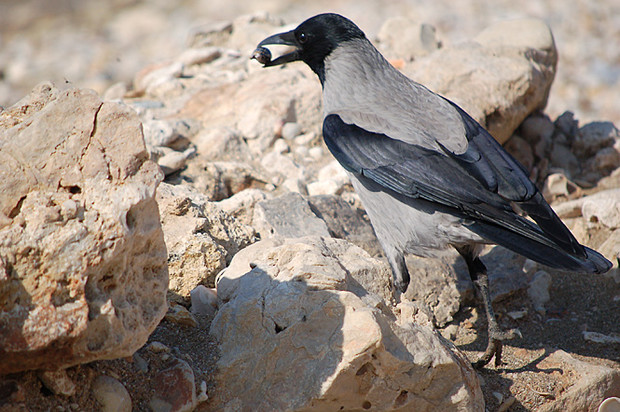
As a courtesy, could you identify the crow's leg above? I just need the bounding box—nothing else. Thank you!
[385,248,410,303]
[457,247,518,368]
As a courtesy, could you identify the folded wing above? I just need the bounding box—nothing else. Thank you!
[322,111,611,274]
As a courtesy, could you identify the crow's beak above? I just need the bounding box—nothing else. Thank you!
[254,30,301,67]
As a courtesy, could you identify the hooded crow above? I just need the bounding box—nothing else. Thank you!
[253,13,611,368]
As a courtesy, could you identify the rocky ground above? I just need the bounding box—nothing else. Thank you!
[1,1,619,411]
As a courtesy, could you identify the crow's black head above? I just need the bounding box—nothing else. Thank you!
[254,13,366,82]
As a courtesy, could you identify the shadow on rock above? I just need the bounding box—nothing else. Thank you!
[206,236,483,411]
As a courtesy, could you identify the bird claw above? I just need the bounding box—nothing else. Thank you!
[495,328,522,340]
[473,328,521,369]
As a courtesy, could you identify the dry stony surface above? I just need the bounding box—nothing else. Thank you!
[1,1,619,412]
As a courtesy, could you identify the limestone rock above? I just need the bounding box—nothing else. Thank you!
[528,270,552,314]
[376,17,441,61]
[552,189,620,231]
[538,350,620,412]
[0,83,168,374]
[307,160,351,197]
[308,194,382,256]
[404,253,470,327]
[281,122,302,140]
[92,375,132,412]
[178,67,321,155]
[190,285,218,317]
[404,246,526,327]
[581,189,620,229]
[211,237,483,411]
[157,182,257,298]
[597,229,620,264]
[38,369,76,397]
[252,192,330,239]
[150,358,197,412]
[216,188,268,227]
[261,151,307,186]
[405,18,557,144]
[156,146,196,176]
[182,160,268,201]
[192,127,253,163]
[542,173,581,203]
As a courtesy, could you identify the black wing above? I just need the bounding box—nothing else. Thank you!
[323,112,610,273]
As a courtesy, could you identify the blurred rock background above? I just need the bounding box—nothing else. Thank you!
[1,0,619,125]
[1,1,619,411]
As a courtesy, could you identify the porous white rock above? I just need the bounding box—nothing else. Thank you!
[0,83,168,374]
[211,237,483,411]
[405,18,557,144]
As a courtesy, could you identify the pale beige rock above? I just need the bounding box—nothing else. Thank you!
[552,189,620,228]
[552,197,587,220]
[190,285,218,317]
[38,370,76,397]
[597,229,620,263]
[581,189,620,229]
[192,127,252,163]
[538,350,620,412]
[260,151,307,186]
[150,358,197,412]
[543,173,581,203]
[307,160,351,197]
[403,253,469,327]
[211,237,483,411]
[216,188,268,227]
[178,67,321,154]
[92,375,132,412]
[165,303,198,328]
[182,160,268,201]
[405,19,557,144]
[157,182,256,298]
[252,192,330,239]
[0,83,168,374]
[376,17,441,61]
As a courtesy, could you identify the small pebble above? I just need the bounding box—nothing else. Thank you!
[147,341,170,353]
[197,381,209,403]
[251,47,272,65]
[583,331,620,344]
[281,122,302,140]
[294,132,316,146]
[507,309,528,320]
[273,138,290,154]
[92,375,132,412]
[133,352,149,373]
[38,370,76,397]
[528,270,552,314]
[61,199,78,219]
[190,285,218,317]
[497,396,516,412]
[165,303,198,327]
[598,397,620,412]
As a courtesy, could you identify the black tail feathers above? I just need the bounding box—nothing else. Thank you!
[469,220,612,274]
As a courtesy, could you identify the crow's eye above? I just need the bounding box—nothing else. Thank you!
[298,32,308,44]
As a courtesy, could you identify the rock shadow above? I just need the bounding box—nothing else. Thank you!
[208,266,347,411]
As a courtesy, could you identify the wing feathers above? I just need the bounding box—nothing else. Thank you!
[322,113,610,273]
